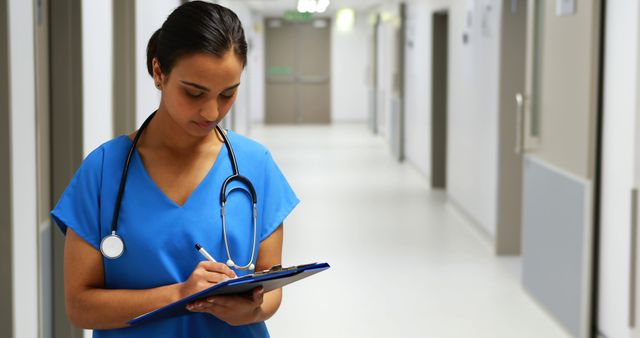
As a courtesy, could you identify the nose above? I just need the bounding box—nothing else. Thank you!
[199,100,219,122]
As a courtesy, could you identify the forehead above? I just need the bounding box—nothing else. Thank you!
[170,52,243,87]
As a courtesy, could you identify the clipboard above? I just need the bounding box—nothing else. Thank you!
[128,262,330,326]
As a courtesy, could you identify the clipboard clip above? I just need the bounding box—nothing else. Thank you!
[254,263,318,276]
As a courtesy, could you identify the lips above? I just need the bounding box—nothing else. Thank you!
[195,121,215,129]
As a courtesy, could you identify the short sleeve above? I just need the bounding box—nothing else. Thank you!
[50,147,104,250]
[260,150,300,241]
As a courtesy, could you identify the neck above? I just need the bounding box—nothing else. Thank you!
[141,106,220,152]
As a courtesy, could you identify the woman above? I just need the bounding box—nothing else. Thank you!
[50,2,299,337]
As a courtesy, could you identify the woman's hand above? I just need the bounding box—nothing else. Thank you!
[186,287,265,326]
[179,261,237,299]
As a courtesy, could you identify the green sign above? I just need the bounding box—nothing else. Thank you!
[268,66,293,75]
[284,10,314,22]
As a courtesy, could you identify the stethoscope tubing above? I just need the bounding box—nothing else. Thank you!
[105,111,258,270]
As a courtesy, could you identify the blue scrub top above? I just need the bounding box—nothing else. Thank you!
[51,131,299,338]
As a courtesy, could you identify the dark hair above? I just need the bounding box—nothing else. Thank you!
[146,1,248,77]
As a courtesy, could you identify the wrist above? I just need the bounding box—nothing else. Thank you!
[173,283,186,302]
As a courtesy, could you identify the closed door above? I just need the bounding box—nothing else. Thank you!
[265,19,331,124]
[519,1,602,338]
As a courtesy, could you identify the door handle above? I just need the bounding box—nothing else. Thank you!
[515,93,525,155]
[631,188,638,328]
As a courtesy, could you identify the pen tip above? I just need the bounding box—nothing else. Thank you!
[195,243,202,250]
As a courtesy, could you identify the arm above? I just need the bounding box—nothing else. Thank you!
[64,228,235,329]
[188,224,284,325]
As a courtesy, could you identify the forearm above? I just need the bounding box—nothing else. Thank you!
[68,282,182,330]
[257,288,282,322]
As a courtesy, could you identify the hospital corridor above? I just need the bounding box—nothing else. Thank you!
[2,0,640,338]
[254,124,571,337]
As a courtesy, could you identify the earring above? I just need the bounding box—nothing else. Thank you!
[156,83,161,89]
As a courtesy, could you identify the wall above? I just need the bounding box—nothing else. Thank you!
[598,0,640,337]
[7,0,39,337]
[218,0,260,135]
[82,0,114,155]
[331,10,369,122]
[404,0,502,236]
[135,0,180,126]
[249,12,266,124]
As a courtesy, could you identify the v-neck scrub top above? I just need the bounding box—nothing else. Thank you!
[51,131,299,338]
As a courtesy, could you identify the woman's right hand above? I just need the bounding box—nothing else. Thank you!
[179,261,237,299]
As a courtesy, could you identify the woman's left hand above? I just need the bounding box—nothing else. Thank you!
[186,287,265,326]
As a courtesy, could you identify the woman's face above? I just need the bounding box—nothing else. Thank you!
[153,51,244,138]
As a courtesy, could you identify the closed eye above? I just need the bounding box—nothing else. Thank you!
[220,90,236,99]
[186,89,204,98]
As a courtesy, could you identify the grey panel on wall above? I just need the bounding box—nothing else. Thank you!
[522,156,592,338]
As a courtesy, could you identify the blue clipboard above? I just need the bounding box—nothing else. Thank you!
[128,262,330,326]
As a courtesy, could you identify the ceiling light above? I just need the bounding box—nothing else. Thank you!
[297,0,330,14]
[336,8,355,32]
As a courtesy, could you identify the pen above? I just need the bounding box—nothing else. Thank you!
[194,243,216,262]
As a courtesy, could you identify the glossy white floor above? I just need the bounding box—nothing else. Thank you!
[250,123,571,338]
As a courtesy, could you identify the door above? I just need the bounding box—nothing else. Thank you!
[495,0,526,255]
[50,0,84,337]
[374,5,404,160]
[431,10,448,189]
[519,1,602,338]
[265,18,331,124]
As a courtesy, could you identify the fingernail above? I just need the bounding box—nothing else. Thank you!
[208,298,215,303]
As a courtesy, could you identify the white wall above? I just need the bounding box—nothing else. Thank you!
[331,10,369,122]
[218,1,261,135]
[404,0,501,236]
[248,12,266,125]
[7,0,39,337]
[82,0,114,156]
[598,1,640,337]
[135,0,180,126]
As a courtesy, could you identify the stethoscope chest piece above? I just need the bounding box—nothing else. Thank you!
[101,232,125,259]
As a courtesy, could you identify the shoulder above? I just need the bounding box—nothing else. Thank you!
[76,135,131,175]
[226,130,270,158]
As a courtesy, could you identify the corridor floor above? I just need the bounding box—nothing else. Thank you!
[250,123,571,338]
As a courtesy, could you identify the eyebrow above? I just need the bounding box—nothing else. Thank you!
[180,81,241,92]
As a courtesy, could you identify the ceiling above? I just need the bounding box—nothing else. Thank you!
[238,0,382,16]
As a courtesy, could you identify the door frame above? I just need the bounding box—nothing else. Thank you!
[0,0,13,335]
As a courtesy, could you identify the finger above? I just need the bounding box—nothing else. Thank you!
[201,271,232,284]
[208,295,251,309]
[252,288,264,305]
[199,261,237,278]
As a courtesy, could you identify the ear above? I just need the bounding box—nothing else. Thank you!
[152,58,165,87]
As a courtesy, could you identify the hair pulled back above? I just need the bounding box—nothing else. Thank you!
[146,1,248,77]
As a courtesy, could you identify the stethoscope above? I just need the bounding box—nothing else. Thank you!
[100,111,257,271]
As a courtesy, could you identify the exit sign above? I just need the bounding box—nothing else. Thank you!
[284,10,314,22]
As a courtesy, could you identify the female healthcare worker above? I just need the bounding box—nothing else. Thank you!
[50,2,299,337]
